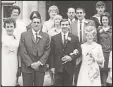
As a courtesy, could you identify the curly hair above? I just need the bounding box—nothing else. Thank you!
[10,5,21,15]
[3,17,16,28]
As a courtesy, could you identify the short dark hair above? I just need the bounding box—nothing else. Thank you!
[3,17,16,28]
[30,11,41,20]
[100,12,111,26]
[32,16,42,22]
[10,5,21,15]
[60,19,70,25]
[76,7,85,13]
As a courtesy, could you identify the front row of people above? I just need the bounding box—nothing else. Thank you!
[2,17,112,86]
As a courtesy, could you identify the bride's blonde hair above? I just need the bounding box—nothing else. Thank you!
[85,26,97,38]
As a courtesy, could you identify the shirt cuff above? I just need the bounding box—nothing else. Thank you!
[38,61,43,66]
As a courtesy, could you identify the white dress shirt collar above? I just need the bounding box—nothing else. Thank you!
[68,18,76,24]
[68,18,76,22]
[78,18,85,23]
[61,31,69,38]
[32,29,40,36]
[32,29,41,40]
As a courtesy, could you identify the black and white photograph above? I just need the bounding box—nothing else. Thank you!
[1,0,112,86]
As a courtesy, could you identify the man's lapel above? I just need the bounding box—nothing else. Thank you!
[74,20,78,35]
[65,33,72,47]
[58,33,64,48]
[30,30,37,44]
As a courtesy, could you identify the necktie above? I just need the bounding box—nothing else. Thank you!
[64,34,66,46]
[80,21,82,43]
[35,32,39,43]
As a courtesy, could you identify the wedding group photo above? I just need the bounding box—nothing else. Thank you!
[1,0,112,86]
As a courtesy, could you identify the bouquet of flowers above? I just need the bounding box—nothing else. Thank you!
[86,52,99,81]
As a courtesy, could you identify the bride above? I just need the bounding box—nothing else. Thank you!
[2,18,19,86]
[77,26,105,86]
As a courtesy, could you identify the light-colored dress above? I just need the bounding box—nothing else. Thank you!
[2,29,19,86]
[77,42,104,86]
[42,19,54,33]
[48,28,61,37]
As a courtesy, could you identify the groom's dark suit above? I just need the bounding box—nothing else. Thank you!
[19,30,50,86]
[50,33,81,86]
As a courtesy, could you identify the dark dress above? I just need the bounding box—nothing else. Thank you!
[98,26,112,86]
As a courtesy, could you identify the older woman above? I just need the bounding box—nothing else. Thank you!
[2,18,19,86]
[42,5,59,33]
[98,13,112,86]
[48,14,62,37]
[77,26,104,86]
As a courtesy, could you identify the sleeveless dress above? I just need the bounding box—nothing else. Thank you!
[2,29,19,86]
[77,42,104,86]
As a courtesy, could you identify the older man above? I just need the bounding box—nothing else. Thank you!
[19,16,50,86]
[67,7,76,24]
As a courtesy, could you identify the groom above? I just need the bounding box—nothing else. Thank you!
[19,16,50,86]
[49,19,81,86]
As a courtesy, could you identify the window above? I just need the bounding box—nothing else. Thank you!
[2,1,16,21]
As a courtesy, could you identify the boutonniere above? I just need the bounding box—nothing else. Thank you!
[37,35,42,39]
[99,29,104,33]
[84,20,88,24]
[67,37,71,41]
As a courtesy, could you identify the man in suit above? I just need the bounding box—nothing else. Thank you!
[70,7,95,86]
[50,19,81,86]
[19,16,51,86]
[67,7,76,24]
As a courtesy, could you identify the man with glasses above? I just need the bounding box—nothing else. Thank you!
[70,7,95,86]
[19,16,51,86]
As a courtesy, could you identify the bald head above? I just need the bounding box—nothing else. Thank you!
[67,7,76,20]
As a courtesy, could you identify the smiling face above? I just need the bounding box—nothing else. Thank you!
[102,16,109,26]
[11,9,19,20]
[61,20,70,34]
[31,17,42,32]
[54,18,62,25]
[5,23,15,36]
[76,9,86,21]
[96,6,105,15]
[49,10,57,19]
[86,33,94,42]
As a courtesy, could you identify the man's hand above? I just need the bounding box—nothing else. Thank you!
[70,49,79,55]
[50,68,55,74]
[62,55,72,64]
[16,67,21,78]
[31,61,41,69]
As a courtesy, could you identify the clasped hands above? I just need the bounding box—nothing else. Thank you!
[31,61,41,70]
[62,55,72,64]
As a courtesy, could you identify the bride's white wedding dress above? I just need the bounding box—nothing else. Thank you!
[2,29,19,86]
[77,42,104,86]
